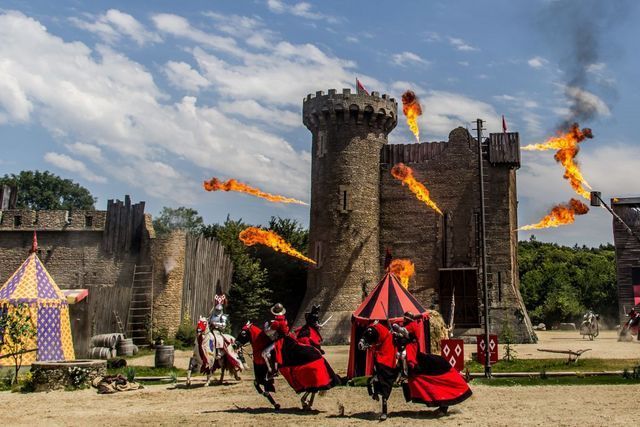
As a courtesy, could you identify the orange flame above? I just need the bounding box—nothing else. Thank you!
[239,226,316,265]
[517,198,589,230]
[402,90,422,143]
[391,163,443,215]
[389,259,415,289]
[203,177,308,205]
[522,123,593,200]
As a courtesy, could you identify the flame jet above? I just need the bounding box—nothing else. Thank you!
[203,177,308,205]
[391,163,443,215]
[401,90,423,143]
[239,226,316,265]
[518,198,589,230]
[389,259,415,289]
[522,123,593,200]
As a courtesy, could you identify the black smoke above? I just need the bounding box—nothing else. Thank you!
[537,0,633,129]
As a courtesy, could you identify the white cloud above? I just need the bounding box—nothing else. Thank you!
[528,56,548,69]
[44,152,107,183]
[70,9,160,46]
[164,61,209,92]
[65,142,103,162]
[493,94,542,135]
[392,51,429,67]
[266,0,338,23]
[448,37,478,52]
[220,100,299,128]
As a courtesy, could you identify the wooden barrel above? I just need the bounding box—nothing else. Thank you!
[117,338,135,356]
[89,347,112,360]
[154,345,174,368]
[91,333,123,349]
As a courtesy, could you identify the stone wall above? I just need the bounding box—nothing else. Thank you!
[151,230,187,337]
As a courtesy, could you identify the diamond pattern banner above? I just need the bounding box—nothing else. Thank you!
[476,334,499,365]
[441,339,465,371]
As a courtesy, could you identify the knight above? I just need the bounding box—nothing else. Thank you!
[207,302,243,380]
[262,303,289,377]
[294,304,324,352]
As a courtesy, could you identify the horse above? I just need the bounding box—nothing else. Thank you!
[358,321,472,421]
[235,321,280,410]
[186,317,243,387]
[579,310,600,340]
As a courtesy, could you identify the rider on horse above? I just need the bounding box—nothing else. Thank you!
[262,303,289,377]
[207,303,243,380]
[294,305,324,352]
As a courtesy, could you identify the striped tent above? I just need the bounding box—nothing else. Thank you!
[0,240,75,366]
[347,272,430,378]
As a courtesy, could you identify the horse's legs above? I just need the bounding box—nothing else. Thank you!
[205,372,211,387]
[255,380,280,410]
[380,397,388,421]
[307,392,316,409]
[301,391,309,409]
[219,358,226,385]
[186,368,192,387]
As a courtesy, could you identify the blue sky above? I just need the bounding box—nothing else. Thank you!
[0,0,637,246]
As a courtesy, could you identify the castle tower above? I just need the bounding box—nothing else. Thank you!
[299,89,397,343]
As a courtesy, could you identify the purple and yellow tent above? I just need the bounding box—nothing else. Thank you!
[0,239,75,365]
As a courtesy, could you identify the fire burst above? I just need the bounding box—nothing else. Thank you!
[389,259,415,289]
[203,177,308,205]
[522,123,593,200]
[401,90,422,143]
[391,163,443,215]
[518,198,589,230]
[239,226,316,265]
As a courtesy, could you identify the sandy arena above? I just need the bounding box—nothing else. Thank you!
[2,331,639,426]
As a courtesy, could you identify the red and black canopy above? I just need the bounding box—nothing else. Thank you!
[353,272,426,322]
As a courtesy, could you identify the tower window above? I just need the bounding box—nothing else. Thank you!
[85,215,93,227]
[317,131,327,157]
[338,185,352,212]
[13,216,22,227]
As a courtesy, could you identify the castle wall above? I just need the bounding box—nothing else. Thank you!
[379,128,535,342]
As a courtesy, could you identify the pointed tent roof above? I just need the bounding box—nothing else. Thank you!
[353,272,426,321]
[0,253,67,304]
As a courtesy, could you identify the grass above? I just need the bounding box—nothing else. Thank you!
[465,358,640,373]
[472,376,640,387]
[107,365,188,378]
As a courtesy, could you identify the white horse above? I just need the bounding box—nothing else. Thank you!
[186,317,244,387]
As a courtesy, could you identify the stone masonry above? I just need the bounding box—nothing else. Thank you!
[298,88,536,344]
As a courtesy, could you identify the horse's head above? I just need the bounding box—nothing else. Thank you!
[196,316,208,334]
[235,321,253,346]
[358,324,381,351]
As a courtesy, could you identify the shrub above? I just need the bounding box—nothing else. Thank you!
[175,315,196,349]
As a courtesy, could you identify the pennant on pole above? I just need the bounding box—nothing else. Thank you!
[502,115,508,133]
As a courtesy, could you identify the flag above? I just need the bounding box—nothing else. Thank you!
[356,78,369,95]
[502,115,508,133]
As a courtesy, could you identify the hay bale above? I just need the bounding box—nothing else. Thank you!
[427,310,447,354]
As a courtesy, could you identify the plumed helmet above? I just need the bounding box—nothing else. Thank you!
[270,303,286,316]
[214,304,224,314]
[305,304,320,326]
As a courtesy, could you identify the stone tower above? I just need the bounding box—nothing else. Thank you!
[299,89,397,343]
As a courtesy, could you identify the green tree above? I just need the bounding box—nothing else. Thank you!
[519,237,617,326]
[250,217,309,321]
[201,217,271,331]
[0,170,96,210]
[153,207,204,237]
[0,304,37,385]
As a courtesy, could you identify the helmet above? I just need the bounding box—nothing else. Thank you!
[214,304,224,315]
[305,305,320,326]
[271,303,286,316]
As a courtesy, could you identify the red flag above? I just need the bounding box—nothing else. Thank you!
[356,78,369,95]
[30,230,38,253]
[502,115,508,133]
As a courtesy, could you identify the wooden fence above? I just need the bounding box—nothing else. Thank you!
[181,234,233,324]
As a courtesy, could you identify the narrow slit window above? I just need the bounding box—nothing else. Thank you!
[13,216,22,227]
[338,185,351,212]
[317,131,327,157]
[85,216,93,227]
[315,241,323,268]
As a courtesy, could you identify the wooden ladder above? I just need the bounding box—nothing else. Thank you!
[113,310,125,335]
[127,264,154,347]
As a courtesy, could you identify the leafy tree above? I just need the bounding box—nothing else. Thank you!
[201,217,271,332]
[153,207,204,237]
[250,217,309,322]
[519,237,617,326]
[0,304,37,385]
[0,170,95,210]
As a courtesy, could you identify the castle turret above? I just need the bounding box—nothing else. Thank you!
[298,89,397,343]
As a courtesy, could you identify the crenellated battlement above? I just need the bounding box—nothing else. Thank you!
[0,209,106,231]
[303,88,398,133]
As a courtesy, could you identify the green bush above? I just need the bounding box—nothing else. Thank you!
[175,315,196,349]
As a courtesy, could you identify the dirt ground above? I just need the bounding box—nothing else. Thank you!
[3,331,639,426]
[131,330,640,373]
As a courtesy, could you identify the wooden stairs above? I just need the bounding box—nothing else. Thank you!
[127,264,154,347]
